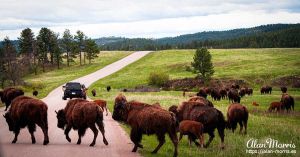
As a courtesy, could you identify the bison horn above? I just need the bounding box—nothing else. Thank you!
[55,110,58,114]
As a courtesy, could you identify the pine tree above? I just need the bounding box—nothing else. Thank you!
[74,30,86,65]
[191,48,214,81]
[62,29,73,66]
[84,39,99,64]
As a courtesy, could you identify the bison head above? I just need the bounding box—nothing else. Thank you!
[55,110,67,129]
[112,94,128,121]
[3,112,14,131]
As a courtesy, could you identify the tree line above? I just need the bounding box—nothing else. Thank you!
[0,28,100,87]
[99,25,300,50]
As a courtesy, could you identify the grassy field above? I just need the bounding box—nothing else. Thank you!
[88,48,300,157]
[21,51,132,98]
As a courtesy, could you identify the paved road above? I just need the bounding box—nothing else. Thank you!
[0,51,152,157]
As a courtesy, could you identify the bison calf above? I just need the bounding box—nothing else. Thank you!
[56,99,108,146]
[91,89,97,97]
[227,103,248,134]
[268,102,283,112]
[94,99,108,116]
[3,96,49,145]
[179,120,204,148]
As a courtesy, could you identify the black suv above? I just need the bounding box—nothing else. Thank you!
[62,82,86,100]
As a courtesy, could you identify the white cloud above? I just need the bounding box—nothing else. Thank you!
[0,0,300,39]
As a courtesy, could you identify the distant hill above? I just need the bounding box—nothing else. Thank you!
[98,24,300,50]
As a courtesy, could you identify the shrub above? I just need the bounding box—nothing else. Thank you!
[148,72,169,87]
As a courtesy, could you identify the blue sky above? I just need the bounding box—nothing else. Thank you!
[0,0,300,39]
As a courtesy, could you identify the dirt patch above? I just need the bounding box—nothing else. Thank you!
[162,77,249,90]
[271,75,300,87]
[122,85,160,92]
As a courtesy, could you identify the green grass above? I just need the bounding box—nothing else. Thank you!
[22,51,132,98]
[88,48,300,157]
[89,48,300,89]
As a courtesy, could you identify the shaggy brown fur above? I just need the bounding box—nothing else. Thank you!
[4,96,49,145]
[261,86,272,94]
[91,89,97,97]
[179,120,204,148]
[187,97,214,107]
[56,99,108,146]
[246,88,253,96]
[94,99,108,116]
[211,88,221,101]
[152,102,162,108]
[204,87,211,95]
[1,87,24,111]
[268,102,283,112]
[169,102,226,149]
[239,88,246,97]
[227,103,248,134]
[113,98,178,157]
[281,93,294,112]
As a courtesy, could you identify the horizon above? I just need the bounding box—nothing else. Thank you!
[1,0,300,40]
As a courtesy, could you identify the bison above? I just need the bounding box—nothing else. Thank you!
[94,99,108,116]
[211,88,221,101]
[246,88,253,96]
[219,88,227,99]
[169,101,226,149]
[32,90,38,96]
[239,88,246,97]
[228,89,240,103]
[91,89,97,97]
[196,89,207,99]
[268,102,283,112]
[280,86,287,93]
[107,86,111,92]
[56,99,108,146]
[226,103,248,134]
[179,120,204,148]
[112,94,178,157]
[261,86,272,94]
[1,87,24,111]
[3,96,49,145]
[281,93,294,112]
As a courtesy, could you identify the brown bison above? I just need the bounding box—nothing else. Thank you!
[239,88,246,97]
[268,102,283,112]
[280,86,287,93]
[91,89,97,97]
[227,103,248,134]
[1,87,24,111]
[188,96,214,107]
[179,120,204,148]
[246,88,253,96]
[56,99,108,146]
[107,86,111,92]
[32,90,38,96]
[94,99,108,116]
[3,96,49,145]
[204,87,211,95]
[228,88,240,103]
[219,88,227,99]
[196,89,207,99]
[261,86,272,94]
[113,94,178,157]
[281,93,294,112]
[211,88,221,101]
[169,101,226,149]
[231,84,240,90]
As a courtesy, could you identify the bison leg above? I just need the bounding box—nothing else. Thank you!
[152,133,166,154]
[198,134,204,148]
[217,126,225,149]
[28,123,36,144]
[204,131,214,148]
[89,124,98,147]
[77,128,85,145]
[96,120,108,145]
[12,129,20,144]
[179,133,183,141]
[130,128,143,152]
[64,125,72,142]
[243,120,248,135]
[168,130,178,157]
[238,122,243,134]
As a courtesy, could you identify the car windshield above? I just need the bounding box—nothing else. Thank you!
[66,83,82,90]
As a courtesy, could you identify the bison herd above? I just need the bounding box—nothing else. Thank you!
[0,85,297,157]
